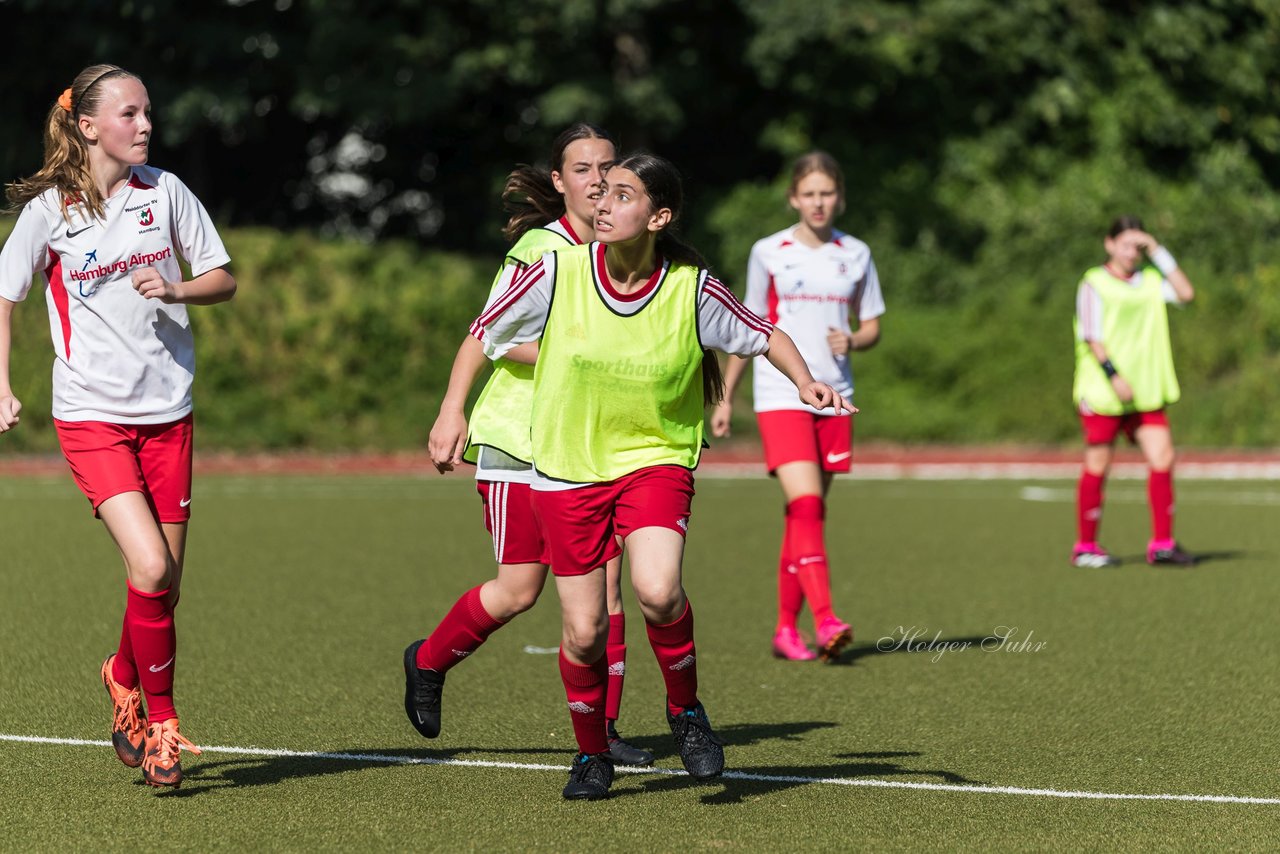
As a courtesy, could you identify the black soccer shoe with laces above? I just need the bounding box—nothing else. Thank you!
[666,701,725,781]
[403,640,445,739]
[562,752,614,800]
[605,722,654,766]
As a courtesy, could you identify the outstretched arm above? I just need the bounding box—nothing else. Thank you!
[764,328,856,414]
[428,335,490,473]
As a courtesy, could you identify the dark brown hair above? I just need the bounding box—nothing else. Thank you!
[1107,215,1145,238]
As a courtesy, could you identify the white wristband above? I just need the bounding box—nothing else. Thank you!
[1150,245,1177,276]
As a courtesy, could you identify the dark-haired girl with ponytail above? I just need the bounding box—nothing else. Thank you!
[471,152,853,800]
[0,64,236,788]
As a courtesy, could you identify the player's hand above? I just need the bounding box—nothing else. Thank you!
[710,400,732,438]
[428,408,468,473]
[1110,374,1134,404]
[799,382,857,415]
[827,327,851,357]
[0,393,21,432]
[1134,231,1159,255]
[131,267,179,302]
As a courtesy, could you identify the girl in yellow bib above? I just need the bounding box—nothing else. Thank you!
[471,153,853,800]
[1072,215,1196,568]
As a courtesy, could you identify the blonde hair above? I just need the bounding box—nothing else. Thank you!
[5,64,139,222]
[788,150,846,215]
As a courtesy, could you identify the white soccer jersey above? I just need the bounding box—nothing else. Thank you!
[471,244,773,362]
[0,165,230,423]
[743,226,884,413]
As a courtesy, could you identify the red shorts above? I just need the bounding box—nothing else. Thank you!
[54,414,194,523]
[531,465,695,577]
[477,480,550,566]
[756,410,854,473]
[1079,409,1169,445]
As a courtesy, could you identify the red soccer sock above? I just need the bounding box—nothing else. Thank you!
[645,600,699,716]
[787,496,834,624]
[776,525,803,632]
[1077,470,1105,544]
[126,583,176,723]
[416,586,505,674]
[112,616,139,690]
[605,613,626,724]
[1149,469,1174,542]
[559,650,609,755]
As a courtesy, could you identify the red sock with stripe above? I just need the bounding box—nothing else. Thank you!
[559,650,609,755]
[416,585,504,673]
[1077,471,1105,545]
[1148,469,1174,542]
[605,613,626,724]
[645,600,699,716]
[787,496,834,624]
[126,583,176,723]
[776,523,803,632]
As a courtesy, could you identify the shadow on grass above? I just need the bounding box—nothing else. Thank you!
[635,749,985,805]
[157,744,576,797]
[1114,548,1249,567]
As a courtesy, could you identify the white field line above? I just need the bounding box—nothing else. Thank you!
[2,733,1277,806]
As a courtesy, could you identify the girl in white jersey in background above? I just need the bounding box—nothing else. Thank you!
[712,151,884,663]
[0,65,236,789]
[410,125,651,765]
[472,152,852,800]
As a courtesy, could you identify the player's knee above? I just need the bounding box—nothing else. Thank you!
[562,618,607,662]
[127,549,173,591]
[632,583,682,624]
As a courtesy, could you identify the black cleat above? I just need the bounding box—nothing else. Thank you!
[666,701,724,781]
[1148,543,1198,567]
[562,752,614,800]
[605,722,654,766]
[403,640,445,738]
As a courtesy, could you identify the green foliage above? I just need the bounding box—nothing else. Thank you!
[2,213,1277,451]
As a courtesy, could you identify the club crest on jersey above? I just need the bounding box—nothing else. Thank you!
[137,208,154,227]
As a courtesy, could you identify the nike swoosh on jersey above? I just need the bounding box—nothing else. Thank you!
[825,451,852,464]
[66,225,94,238]
[179,497,192,507]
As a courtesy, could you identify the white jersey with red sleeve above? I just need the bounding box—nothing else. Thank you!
[744,225,884,413]
[0,165,230,424]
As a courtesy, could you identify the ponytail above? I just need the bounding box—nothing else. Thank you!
[500,165,563,243]
[5,64,137,222]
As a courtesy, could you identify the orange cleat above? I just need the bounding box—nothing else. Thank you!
[100,655,147,768]
[816,617,854,663]
[141,718,202,788]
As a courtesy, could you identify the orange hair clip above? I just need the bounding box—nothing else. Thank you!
[57,88,73,112]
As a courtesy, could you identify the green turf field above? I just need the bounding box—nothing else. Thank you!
[1,473,1278,851]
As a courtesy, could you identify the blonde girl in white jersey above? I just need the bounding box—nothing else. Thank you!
[0,64,236,789]
[712,151,884,663]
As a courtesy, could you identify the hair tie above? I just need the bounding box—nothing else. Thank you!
[57,88,73,113]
